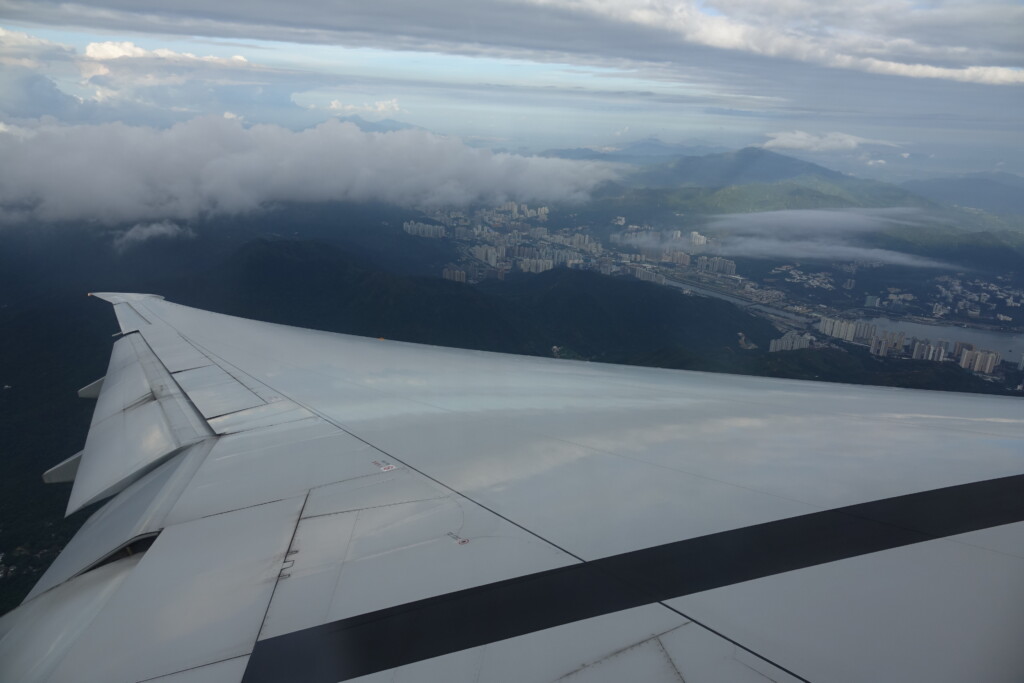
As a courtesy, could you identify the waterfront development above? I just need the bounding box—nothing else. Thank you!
[409,201,1022,382]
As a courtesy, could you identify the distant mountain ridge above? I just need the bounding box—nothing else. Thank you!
[627,147,848,188]
[902,172,1024,215]
[333,115,420,133]
[540,138,729,164]
[578,147,939,217]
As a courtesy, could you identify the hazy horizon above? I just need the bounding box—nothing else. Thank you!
[1,0,1021,224]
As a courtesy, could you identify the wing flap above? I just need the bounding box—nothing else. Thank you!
[43,451,81,484]
[89,335,152,424]
[29,441,214,601]
[66,295,326,515]
[76,377,104,399]
[173,364,265,418]
[46,497,303,683]
[0,556,144,683]
[207,400,314,434]
[67,333,212,515]
[162,419,377,524]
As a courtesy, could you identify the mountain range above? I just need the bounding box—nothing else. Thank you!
[902,172,1024,216]
[540,138,730,164]
[547,143,1023,218]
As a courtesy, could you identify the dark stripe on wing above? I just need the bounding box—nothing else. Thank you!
[244,472,1024,683]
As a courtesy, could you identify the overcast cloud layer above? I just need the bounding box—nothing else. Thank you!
[3,0,1021,83]
[0,117,618,224]
[0,0,1021,214]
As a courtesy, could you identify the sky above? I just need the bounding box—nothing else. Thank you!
[1,0,1022,226]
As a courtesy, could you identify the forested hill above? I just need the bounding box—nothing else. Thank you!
[164,238,779,359]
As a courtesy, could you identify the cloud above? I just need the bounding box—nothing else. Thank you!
[618,207,952,266]
[524,0,1024,84]
[2,1,1021,86]
[77,41,256,105]
[112,220,194,252]
[699,208,953,268]
[0,29,314,128]
[762,131,898,152]
[853,58,1024,85]
[84,41,149,60]
[1,13,1020,178]
[0,116,619,225]
[0,26,75,68]
[708,208,922,235]
[84,40,247,65]
[326,98,402,114]
[711,236,949,267]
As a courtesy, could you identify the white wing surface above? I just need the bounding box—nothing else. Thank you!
[1,293,1023,682]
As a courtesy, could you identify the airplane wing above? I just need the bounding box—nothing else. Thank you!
[1,293,1022,682]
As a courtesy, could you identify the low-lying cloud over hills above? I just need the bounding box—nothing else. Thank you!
[706,208,955,268]
[0,116,618,225]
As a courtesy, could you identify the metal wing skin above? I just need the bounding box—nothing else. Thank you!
[2,293,1023,683]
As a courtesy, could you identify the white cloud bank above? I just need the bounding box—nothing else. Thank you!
[714,236,948,267]
[0,117,618,224]
[703,208,954,268]
[84,40,247,64]
[0,26,74,68]
[112,220,194,252]
[528,0,1024,85]
[762,131,898,152]
[3,0,1021,87]
[327,98,402,114]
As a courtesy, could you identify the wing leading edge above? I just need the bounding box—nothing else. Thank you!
[1,293,1022,682]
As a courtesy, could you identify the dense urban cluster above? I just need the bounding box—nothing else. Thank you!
[811,317,1005,375]
[404,204,1020,379]
[414,203,607,282]
[929,275,1021,322]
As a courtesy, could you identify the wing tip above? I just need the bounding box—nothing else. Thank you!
[89,292,166,304]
